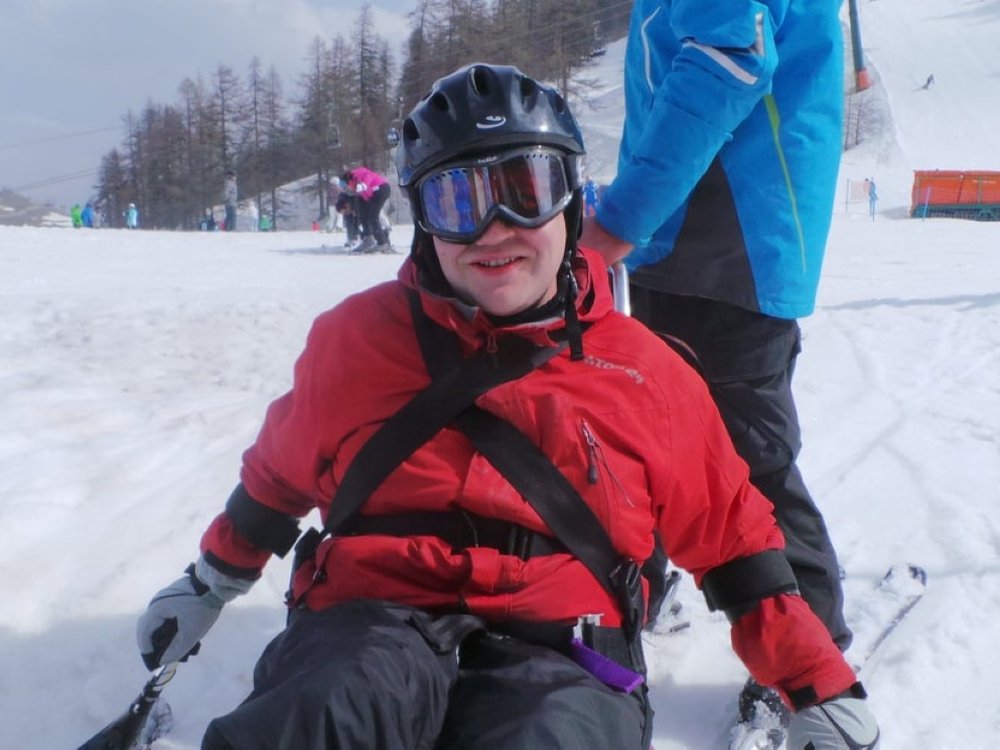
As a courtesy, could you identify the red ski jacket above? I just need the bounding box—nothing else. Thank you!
[200,247,855,705]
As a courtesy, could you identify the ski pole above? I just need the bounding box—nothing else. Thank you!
[77,661,178,750]
[610,262,631,316]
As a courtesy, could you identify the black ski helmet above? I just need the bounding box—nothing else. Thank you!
[397,63,585,192]
[398,63,589,360]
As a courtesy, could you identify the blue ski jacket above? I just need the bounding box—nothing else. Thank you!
[597,0,844,318]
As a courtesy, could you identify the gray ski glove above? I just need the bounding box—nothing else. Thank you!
[136,556,254,670]
[787,687,880,749]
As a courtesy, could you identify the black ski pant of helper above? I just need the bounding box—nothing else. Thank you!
[343,211,360,243]
[359,183,391,246]
[202,599,650,750]
[335,194,360,243]
[630,289,852,650]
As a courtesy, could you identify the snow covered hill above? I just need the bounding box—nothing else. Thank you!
[0,188,71,228]
[1,1,999,747]
[838,0,1000,213]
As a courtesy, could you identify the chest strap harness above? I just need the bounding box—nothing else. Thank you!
[288,289,648,688]
[341,509,569,560]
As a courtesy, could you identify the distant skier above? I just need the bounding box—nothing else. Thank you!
[81,202,95,228]
[325,176,343,232]
[343,165,391,252]
[245,201,259,232]
[70,203,83,228]
[335,190,360,249]
[199,208,216,231]
[223,170,238,231]
[583,176,599,217]
[922,73,934,90]
[124,203,139,229]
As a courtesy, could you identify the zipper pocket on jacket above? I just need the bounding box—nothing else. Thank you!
[580,419,635,509]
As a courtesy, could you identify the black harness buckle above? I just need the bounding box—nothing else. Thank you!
[610,559,645,636]
[609,558,648,676]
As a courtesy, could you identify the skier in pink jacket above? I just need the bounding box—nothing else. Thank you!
[344,166,392,252]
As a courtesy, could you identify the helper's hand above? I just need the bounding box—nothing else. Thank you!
[786,688,880,749]
[579,215,633,265]
[136,556,252,670]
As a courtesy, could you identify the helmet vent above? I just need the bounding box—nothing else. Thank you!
[402,118,420,143]
[519,77,537,102]
[469,65,493,96]
[429,92,450,113]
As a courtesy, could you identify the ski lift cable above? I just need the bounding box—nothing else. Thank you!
[12,167,101,192]
[0,125,120,151]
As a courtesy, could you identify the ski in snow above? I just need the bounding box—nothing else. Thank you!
[845,562,928,670]
[727,563,928,750]
[320,243,401,255]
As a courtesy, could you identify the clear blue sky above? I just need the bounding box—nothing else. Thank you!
[0,0,412,207]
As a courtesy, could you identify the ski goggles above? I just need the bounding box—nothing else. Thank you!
[416,146,575,243]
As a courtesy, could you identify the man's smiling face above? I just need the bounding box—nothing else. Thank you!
[432,214,566,317]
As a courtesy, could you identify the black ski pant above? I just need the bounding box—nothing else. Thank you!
[630,288,852,651]
[336,194,360,242]
[202,599,649,750]
[359,184,391,245]
[343,211,359,243]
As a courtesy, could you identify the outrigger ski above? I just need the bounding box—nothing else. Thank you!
[78,663,177,750]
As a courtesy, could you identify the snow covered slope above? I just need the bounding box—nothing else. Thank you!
[1,1,999,747]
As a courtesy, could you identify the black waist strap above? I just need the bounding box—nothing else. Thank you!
[340,510,569,560]
[487,619,640,676]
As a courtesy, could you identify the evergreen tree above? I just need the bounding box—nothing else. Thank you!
[295,36,336,221]
[399,2,433,114]
[245,57,268,221]
[96,149,129,228]
[213,64,245,177]
[354,4,395,169]
[261,65,292,229]
[88,1,624,231]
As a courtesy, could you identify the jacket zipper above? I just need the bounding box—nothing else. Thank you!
[486,331,499,367]
[582,421,600,485]
[580,419,634,508]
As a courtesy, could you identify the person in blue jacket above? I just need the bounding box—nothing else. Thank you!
[81,202,95,228]
[583,176,599,217]
[580,0,851,728]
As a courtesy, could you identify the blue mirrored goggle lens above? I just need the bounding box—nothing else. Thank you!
[418,150,571,240]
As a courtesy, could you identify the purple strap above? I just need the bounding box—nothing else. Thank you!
[568,638,644,694]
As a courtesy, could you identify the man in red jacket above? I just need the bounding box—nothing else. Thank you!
[136,64,878,750]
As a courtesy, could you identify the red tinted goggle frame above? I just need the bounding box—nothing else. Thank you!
[416,147,574,243]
